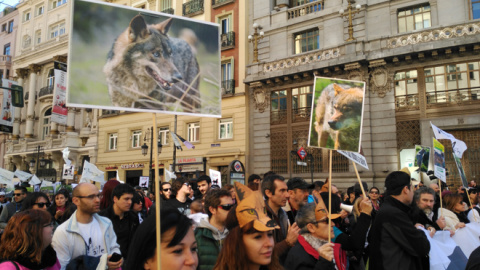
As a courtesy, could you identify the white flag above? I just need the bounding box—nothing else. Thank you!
[14,169,32,182]
[116,170,124,183]
[165,169,177,181]
[29,174,41,185]
[62,147,71,165]
[431,122,467,158]
[80,160,105,184]
[0,168,14,186]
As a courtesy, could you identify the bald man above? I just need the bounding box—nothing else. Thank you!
[52,183,123,270]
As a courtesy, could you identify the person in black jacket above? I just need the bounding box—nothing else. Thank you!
[410,187,446,232]
[99,184,139,258]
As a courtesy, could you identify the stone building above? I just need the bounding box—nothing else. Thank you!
[4,0,99,182]
[245,0,480,189]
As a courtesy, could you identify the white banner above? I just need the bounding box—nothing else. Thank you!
[0,167,14,186]
[62,164,74,180]
[431,122,467,158]
[452,223,480,258]
[80,160,105,184]
[14,169,32,182]
[51,61,68,125]
[337,150,369,170]
[209,169,222,187]
[0,79,16,133]
[29,174,41,185]
[139,176,149,188]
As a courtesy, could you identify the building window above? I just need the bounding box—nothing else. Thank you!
[37,5,44,16]
[51,0,67,9]
[394,70,419,109]
[47,69,54,87]
[397,4,431,33]
[24,11,31,22]
[271,90,288,124]
[50,22,65,39]
[221,59,234,94]
[161,0,171,10]
[294,29,319,54]
[473,0,480,19]
[35,31,41,44]
[3,43,10,55]
[131,130,142,148]
[108,133,118,150]
[42,108,51,140]
[187,122,200,142]
[159,127,169,145]
[0,70,3,80]
[8,21,13,33]
[1,24,6,32]
[292,86,313,122]
[219,118,233,139]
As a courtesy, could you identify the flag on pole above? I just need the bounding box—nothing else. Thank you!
[175,133,195,149]
[0,168,14,186]
[29,175,41,185]
[431,122,467,158]
[170,132,183,151]
[62,147,71,165]
[165,169,177,181]
[80,160,105,184]
[116,170,124,183]
[14,169,32,182]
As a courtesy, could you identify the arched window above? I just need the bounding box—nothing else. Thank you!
[47,69,54,88]
[42,108,51,139]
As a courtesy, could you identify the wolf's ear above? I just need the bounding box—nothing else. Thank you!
[333,84,344,96]
[129,15,149,42]
[154,18,173,35]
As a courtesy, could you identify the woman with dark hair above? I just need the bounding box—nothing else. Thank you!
[132,191,147,223]
[125,207,198,270]
[0,209,60,269]
[369,187,381,212]
[21,192,51,211]
[100,180,120,210]
[47,189,76,225]
[440,193,469,231]
[213,182,283,270]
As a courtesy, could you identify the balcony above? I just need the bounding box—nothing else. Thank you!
[0,55,12,65]
[287,0,324,20]
[39,85,54,97]
[395,94,419,111]
[162,8,174,14]
[212,0,234,9]
[221,31,235,50]
[221,79,235,95]
[183,0,204,17]
[426,87,480,107]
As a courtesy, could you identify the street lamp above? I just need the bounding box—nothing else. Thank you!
[142,127,163,192]
[248,23,264,63]
[29,146,46,174]
[339,0,361,42]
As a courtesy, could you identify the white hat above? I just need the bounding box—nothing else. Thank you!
[0,191,5,196]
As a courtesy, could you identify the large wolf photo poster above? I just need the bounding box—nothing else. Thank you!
[414,145,431,173]
[52,61,68,125]
[433,138,446,183]
[67,0,221,117]
[0,79,16,133]
[307,77,366,152]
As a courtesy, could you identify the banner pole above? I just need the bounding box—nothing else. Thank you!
[328,150,332,243]
[438,178,443,217]
[465,188,477,222]
[153,113,161,270]
[352,161,366,197]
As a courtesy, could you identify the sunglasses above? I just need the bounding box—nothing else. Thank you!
[34,202,51,208]
[163,188,171,192]
[218,204,234,211]
[14,193,24,196]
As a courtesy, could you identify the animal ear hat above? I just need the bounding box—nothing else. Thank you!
[314,192,341,221]
[234,182,279,231]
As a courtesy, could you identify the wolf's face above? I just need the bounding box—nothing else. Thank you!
[328,84,363,131]
[124,15,183,91]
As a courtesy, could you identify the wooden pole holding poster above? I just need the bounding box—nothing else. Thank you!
[328,150,332,243]
[352,161,366,197]
[438,178,443,217]
[153,113,161,269]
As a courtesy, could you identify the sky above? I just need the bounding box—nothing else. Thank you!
[0,0,20,12]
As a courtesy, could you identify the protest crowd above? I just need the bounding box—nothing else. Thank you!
[0,169,479,270]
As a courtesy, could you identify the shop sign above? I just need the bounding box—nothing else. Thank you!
[178,164,204,172]
[176,157,203,164]
[105,166,118,170]
[120,163,145,169]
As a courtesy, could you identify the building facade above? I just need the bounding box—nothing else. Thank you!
[96,0,249,186]
[4,0,99,183]
[245,0,480,189]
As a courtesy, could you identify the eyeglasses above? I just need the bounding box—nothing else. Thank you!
[14,193,24,196]
[163,188,171,192]
[218,204,234,211]
[43,222,54,228]
[76,193,103,200]
[313,219,329,225]
[183,183,190,187]
[34,202,51,208]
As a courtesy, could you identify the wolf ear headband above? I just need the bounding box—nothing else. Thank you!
[234,182,279,231]
[314,191,341,221]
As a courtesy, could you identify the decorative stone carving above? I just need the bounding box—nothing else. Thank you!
[28,64,41,74]
[16,69,29,79]
[345,62,364,81]
[263,48,340,73]
[251,82,269,113]
[53,55,67,63]
[369,60,391,98]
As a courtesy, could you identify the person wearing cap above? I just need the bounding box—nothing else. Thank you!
[368,170,430,270]
[284,177,312,225]
[468,188,480,223]
[213,182,283,270]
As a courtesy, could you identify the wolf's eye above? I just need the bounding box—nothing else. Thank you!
[153,51,160,57]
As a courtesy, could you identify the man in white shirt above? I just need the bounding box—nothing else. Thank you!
[52,183,123,270]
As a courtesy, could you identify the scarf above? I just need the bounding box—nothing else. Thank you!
[12,245,57,270]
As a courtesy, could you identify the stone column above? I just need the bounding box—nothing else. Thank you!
[25,64,41,138]
[50,122,58,135]
[12,69,29,140]
[66,107,75,132]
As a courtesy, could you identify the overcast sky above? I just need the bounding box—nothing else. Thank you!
[0,0,20,12]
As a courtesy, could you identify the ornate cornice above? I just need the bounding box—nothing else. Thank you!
[16,68,29,79]
[53,55,67,63]
[28,64,41,73]
[263,48,341,73]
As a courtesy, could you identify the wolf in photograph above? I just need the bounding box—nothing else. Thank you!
[103,15,200,112]
[315,83,363,151]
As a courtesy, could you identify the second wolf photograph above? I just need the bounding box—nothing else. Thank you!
[308,77,366,153]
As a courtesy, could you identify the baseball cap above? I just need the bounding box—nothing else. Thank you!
[287,177,314,190]
[385,170,411,196]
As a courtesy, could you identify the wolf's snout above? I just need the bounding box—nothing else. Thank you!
[328,121,339,130]
[172,72,183,82]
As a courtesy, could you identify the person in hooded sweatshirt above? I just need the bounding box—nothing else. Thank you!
[194,189,233,270]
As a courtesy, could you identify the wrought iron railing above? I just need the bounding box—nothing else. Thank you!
[183,0,204,16]
[271,158,288,173]
[271,110,288,125]
[221,31,235,49]
[288,0,324,20]
[0,55,12,64]
[221,79,235,95]
[395,94,419,111]
[426,86,480,106]
[39,85,54,97]
[292,107,311,123]
[212,0,234,8]
[162,8,174,14]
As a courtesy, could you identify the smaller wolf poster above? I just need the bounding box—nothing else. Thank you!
[433,138,446,183]
[139,176,149,188]
[0,79,16,133]
[51,61,68,125]
[453,152,468,188]
[308,77,366,152]
[62,164,74,180]
[415,145,430,173]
